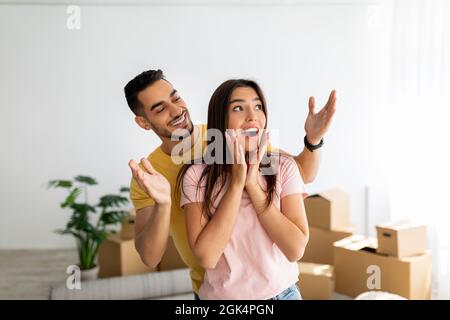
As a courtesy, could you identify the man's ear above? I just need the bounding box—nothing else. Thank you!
[135,116,152,131]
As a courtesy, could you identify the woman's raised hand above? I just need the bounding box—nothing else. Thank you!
[245,130,269,190]
[225,130,247,189]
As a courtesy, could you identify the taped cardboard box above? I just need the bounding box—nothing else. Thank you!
[376,220,427,258]
[120,209,136,240]
[159,236,187,271]
[302,225,355,265]
[98,233,157,278]
[297,262,334,300]
[334,235,432,300]
[304,188,350,230]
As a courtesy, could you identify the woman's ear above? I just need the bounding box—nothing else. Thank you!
[135,116,152,131]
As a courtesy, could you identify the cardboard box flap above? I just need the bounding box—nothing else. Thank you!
[400,250,432,263]
[309,188,348,203]
[376,220,426,231]
[107,233,124,244]
[334,235,377,251]
[299,262,334,278]
[334,225,356,234]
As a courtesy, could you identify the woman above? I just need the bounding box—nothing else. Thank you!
[177,79,309,300]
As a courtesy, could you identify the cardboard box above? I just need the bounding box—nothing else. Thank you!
[120,209,136,240]
[376,220,427,258]
[334,235,432,300]
[297,262,334,300]
[159,236,187,271]
[98,233,157,278]
[302,225,355,265]
[304,188,350,230]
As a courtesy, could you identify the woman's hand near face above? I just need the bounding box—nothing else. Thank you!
[245,130,269,191]
[225,130,247,189]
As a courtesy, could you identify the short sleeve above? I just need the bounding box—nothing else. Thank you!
[180,165,206,208]
[130,176,156,211]
[280,156,308,199]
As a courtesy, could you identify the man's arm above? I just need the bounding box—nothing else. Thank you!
[279,90,337,183]
[129,158,172,268]
[134,204,171,268]
[292,145,321,184]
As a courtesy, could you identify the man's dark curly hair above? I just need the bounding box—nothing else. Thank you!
[124,69,165,116]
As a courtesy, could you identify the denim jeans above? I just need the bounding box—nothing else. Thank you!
[193,284,302,300]
[269,284,302,300]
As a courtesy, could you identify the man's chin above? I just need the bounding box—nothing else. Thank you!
[171,123,193,140]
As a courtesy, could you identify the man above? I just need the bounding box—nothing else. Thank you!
[125,69,336,296]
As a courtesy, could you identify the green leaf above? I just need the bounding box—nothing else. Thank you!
[100,210,127,225]
[60,187,82,208]
[55,229,82,240]
[90,229,108,243]
[74,175,97,185]
[97,195,129,209]
[120,186,130,193]
[48,180,72,189]
[70,203,97,214]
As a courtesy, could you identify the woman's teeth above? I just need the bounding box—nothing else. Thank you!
[242,128,259,137]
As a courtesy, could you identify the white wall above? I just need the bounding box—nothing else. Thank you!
[0,0,393,248]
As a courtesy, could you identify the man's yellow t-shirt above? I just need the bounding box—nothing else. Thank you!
[130,124,207,293]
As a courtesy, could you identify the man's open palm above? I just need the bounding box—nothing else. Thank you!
[129,158,171,205]
[304,90,337,145]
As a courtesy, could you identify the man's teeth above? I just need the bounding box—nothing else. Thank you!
[172,113,185,126]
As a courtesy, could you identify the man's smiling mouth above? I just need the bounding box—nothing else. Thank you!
[170,111,187,128]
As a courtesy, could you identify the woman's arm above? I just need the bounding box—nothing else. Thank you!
[246,185,309,262]
[184,184,243,269]
[183,131,247,269]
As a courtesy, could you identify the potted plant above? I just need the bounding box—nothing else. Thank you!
[48,175,130,281]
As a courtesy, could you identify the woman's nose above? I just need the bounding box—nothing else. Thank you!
[246,110,258,122]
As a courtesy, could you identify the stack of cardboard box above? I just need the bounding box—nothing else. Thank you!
[333,221,431,300]
[297,262,334,300]
[302,188,355,265]
[98,209,187,278]
[297,188,354,299]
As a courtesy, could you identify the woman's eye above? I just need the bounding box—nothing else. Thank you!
[174,97,181,102]
[232,106,243,111]
[255,104,262,110]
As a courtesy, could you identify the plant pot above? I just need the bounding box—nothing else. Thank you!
[80,265,99,282]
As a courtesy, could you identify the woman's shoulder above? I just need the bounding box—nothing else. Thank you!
[272,153,297,172]
[184,163,208,182]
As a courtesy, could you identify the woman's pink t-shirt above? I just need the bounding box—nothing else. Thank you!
[180,155,307,300]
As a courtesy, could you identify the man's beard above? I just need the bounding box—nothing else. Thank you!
[150,118,194,140]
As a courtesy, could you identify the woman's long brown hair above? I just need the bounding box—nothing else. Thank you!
[176,79,278,220]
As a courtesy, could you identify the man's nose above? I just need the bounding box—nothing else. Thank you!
[168,102,182,118]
